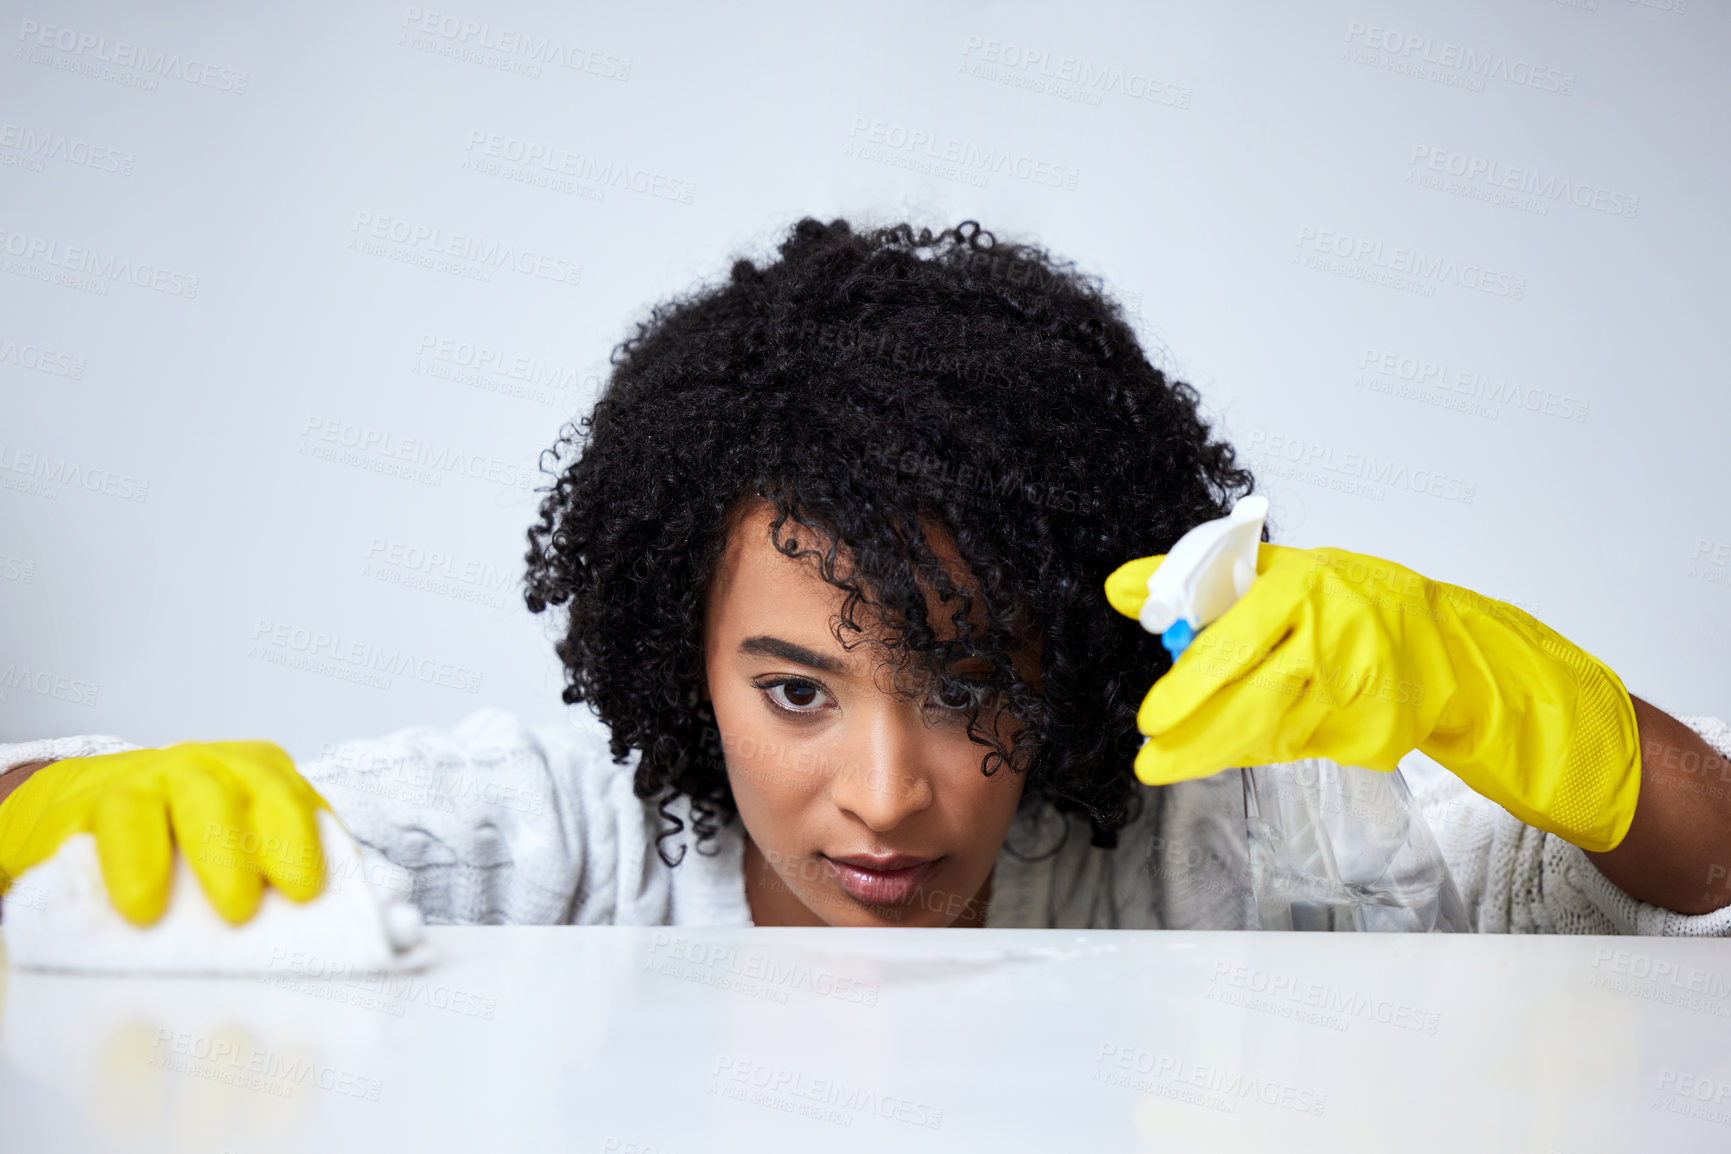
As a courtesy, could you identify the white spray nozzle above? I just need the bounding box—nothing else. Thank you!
[1138,495,1268,654]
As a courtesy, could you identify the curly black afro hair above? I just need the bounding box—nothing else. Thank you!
[524,217,1258,866]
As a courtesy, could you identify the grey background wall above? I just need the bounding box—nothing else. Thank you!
[3,0,1726,760]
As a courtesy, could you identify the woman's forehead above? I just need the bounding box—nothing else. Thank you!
[712,497,984,619]
[706,497,1041,680]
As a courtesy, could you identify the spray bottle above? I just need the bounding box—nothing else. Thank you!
[1136,495,1468,932]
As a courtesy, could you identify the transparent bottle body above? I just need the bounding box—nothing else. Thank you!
[1241,761,1469,933]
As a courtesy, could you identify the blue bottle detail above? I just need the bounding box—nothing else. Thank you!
[1161,618,1195,662]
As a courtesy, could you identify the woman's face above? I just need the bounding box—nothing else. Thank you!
[702,499,1035,927]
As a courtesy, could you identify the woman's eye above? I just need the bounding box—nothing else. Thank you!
[758,679,829,714]
[931,680,990,711]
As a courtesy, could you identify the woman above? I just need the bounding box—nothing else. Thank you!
[3,218,1728,933]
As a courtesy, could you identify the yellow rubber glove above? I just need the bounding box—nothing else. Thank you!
[0,742,333,926]
[1104,542,1642,852]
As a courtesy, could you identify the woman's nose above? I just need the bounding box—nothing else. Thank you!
[826,712,935,833]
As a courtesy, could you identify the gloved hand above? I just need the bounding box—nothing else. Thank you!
[0,742,333,926]
[1104,542,1643,852]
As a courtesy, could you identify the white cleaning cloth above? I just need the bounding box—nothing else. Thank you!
[2,809,430,975]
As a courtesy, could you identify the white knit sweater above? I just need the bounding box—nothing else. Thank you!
[5,709,1731,934]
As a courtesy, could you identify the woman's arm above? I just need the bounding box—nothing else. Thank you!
[0,760,51,811]
[1585,696,1731,914]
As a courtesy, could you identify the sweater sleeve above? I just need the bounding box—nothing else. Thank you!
[1407,713,1731,935]
[1,734,140,772]
[297,705,675,926]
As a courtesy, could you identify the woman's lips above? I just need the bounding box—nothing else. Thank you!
[823,854,941,906]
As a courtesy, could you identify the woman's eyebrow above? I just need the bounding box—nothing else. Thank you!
[738,635,848,675]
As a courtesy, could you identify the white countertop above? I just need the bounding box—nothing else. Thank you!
[4,926,1731,1152]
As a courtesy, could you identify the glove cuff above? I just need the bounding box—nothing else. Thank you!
[1531,632,1642,852]
[1419,588,1641,853]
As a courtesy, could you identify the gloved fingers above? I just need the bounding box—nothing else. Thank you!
[1141,649,1434,785]
[166,760,265,926]
[1134,732,1227,787]
[1104,554,1165,619]
[1301,703,1412,775]
[174,740,310,798]
[1132,656,1324,784]
[91,784,175,927]
[1136,573,1318,736]
[179,740,329,903]
[218,742,328,901]
[248,787,327,903]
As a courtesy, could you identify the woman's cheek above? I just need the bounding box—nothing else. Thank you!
[732,738,828,823]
